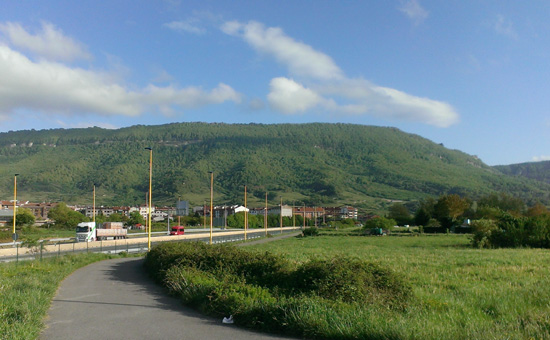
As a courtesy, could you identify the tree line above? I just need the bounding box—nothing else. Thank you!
[380,192,550,248]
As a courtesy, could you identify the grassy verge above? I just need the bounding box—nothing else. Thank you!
[145,233,550,339]
[249,233,550,339]
[0,253,135,340]
[145,241,412,339]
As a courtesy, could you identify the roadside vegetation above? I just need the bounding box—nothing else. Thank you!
[146,233,550,339]
[250,232,550,339]
[0,253,133,340]
[144,241,411,339]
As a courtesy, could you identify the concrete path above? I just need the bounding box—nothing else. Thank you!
[40,255,299,339]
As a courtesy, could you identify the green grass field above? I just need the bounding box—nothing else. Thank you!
[2,232,549,339]
[0,253,134,340]
[247,233,550,339]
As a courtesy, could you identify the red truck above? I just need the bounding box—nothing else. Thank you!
[169,226,185,235]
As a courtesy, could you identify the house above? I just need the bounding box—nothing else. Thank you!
[20,202,58,220]
[293,207,325,220]
[0,209,14,226]
[323,206,358,220]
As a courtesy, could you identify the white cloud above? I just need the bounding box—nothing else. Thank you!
[0,21,91,62]
[223,20,459,127]
[143,83,241,108]
[532,156,550,162]
[368,85,458,127]
[0,44,241,119]
[267,77,322,113]
[164,19,206,35]
[222,21,343,80]
[494,14,518,40]
[151,67,175,83]
[398,0,429,26]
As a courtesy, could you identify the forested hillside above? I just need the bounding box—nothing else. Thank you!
[495,161,550,184]
[1,123,549,209]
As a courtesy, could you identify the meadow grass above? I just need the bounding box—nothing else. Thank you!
[247,233,550,339]
[0,253,134,340]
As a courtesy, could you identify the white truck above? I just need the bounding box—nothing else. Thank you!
[76,222,128,242]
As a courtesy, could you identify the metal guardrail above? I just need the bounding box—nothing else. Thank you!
[0,227,302,263]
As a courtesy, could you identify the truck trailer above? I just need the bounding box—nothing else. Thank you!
[76,222,128,242]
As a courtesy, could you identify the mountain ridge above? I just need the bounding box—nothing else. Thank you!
[1,122,548,211]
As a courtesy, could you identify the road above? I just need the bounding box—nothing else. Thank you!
[40,236,301,340]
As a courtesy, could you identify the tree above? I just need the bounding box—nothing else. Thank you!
[9,208,36,227]
[433,194,470,228]
[364,216,396,230]
[48,202,88,229]
[414,198,436,226]
[107,213,127,222]
[127,211,145,227]
[227,211,245,228]
[479,192,525,215]
[388,203,412,226]
[526,203,549,217]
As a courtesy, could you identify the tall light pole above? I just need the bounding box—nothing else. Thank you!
[303,203,306,229]
[209,171,213,245]
[280,196,283,233]
[13,174,19,244]
[145,147,153,251]
[92,184,96,223]
[244,185,248,241]
[264,192,268,235]
[293,201,296,228]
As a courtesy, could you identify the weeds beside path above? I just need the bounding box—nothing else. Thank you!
[237,231,302,247]
[0,253,124,340]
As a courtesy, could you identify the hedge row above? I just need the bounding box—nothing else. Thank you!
[144,242,411,338]
[471,213,550,248]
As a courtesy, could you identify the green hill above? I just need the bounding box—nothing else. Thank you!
[495,161,550,184]
[1,123,549,211]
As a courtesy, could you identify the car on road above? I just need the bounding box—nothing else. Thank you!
[169,226,185,235]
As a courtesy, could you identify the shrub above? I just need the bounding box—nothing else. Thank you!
[145,242,411,310]
[364,217,396,230]
[470,214,550,248]
[144,242,414,338]
[289,257,410,307]
[470,219,498,248]
[302,227,319,237]
[144,242,292,288]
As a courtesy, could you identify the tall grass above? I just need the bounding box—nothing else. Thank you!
[144,241,412,339]
[250,234,550,339]
[0,253,131,340]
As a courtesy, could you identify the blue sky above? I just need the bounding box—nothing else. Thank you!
[1,1,549,166]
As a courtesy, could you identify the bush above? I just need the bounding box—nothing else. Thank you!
[144,242,413,338]
[302,227,319,237]
[144,242,291,287]
[470,214,550,248]
[364,217,396,230]
[146,243,410,304]
[289,257,410,306]
[470,219,498,248]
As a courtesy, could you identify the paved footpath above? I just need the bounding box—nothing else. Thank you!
[41,235,301,340]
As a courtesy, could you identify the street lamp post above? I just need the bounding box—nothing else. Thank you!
[13,174,19,245]
[244,185,248,241]
[209,171,213,245]
[293,201,296,228]
[264,192,268,235]
[280,197,283,233]
[92,184,96,223]
[303,204,306,229]
[145,147,153,251]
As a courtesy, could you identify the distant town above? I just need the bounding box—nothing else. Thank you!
[0,200,360,228]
